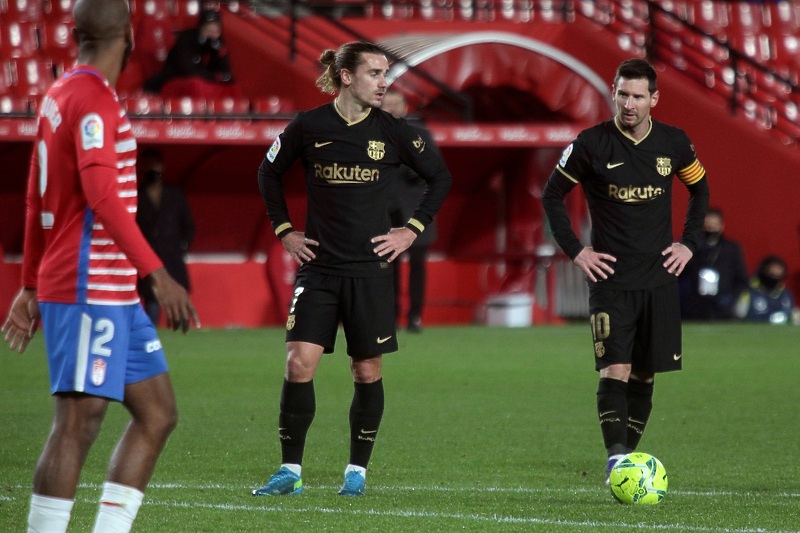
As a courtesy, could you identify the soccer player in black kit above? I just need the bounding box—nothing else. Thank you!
[542,59,709,484]
[252,41,452,497]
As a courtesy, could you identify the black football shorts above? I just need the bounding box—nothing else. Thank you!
[588,283,682,373]
[285,270,398,358]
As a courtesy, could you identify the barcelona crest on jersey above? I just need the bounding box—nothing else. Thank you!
[367,140,385,161]
[656,157,672,176]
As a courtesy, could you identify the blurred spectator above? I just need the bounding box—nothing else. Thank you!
[679,208,748,320]
[734,255,798,324]
[381,90,438,332]
[136,149,195,325]
[143,9,241,99]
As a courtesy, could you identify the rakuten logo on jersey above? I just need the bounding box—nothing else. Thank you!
[608,184,664,202]
[314,163,380,183]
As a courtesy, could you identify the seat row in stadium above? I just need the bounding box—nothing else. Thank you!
[0,0,218,26]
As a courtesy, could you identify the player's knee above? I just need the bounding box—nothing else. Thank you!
[156,404,179,438]
[285,354,316,382]
[350,357,382,383]
[599,364,632,381]
[53,395,107,447]
[137,402,178,441]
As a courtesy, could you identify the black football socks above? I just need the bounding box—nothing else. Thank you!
[625,378,654,453]
[597,377,629,457]
[278,379,316,465]
[348,379,385,468]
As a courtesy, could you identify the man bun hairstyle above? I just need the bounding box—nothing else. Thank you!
[316,41,387,95]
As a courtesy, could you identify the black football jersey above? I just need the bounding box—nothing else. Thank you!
[259,103,452,277]
[543,118,709,290]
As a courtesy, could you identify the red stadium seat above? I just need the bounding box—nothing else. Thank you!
[172,0,202,30]
[0,21,42,59]
[128,14,175,87]
[42,0,74,22]
[207,96,250,115]
[0,59,13,93]
[768,1,800,36]
[693,0,729,40]
[252,95,294,115]
[122,93,164,115]
[41,21,76,65]
[137,0,172,20]
[0,94,34,114]
[8,57,55,98]
[2,0,43,23]
[164,96,207,115]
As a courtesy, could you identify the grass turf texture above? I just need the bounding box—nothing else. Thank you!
[1,323,798,532]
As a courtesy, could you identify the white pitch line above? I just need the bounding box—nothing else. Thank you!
[4,485,796,532]
[151,500,800,533]
[147,483,800,499]
[7,482,800,500]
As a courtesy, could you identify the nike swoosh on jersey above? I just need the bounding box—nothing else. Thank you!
[606,162,624,169]
[377,336,392,344]
[314,141,333,148]
[673,353,682,360]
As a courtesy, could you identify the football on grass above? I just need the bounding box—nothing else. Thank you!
[608,452,668,504]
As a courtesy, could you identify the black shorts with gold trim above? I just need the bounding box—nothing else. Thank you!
[285,270,398,358]
[588,283,682,373]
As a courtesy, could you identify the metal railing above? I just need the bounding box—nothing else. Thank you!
[246,0,800,142]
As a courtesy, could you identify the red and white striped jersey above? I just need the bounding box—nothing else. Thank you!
[22,65,162,305]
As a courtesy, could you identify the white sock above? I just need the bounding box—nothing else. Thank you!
[344,464,366,477]
[281,463,302,477]
[91,482,144,533]
[28,494,74,533]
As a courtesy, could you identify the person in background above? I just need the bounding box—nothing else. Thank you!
[735,255,798,324]
[136,148,195,325]
[381,90,439,332]
[143,8,240,99]
[1,2,198,532]
[679,208,748,320]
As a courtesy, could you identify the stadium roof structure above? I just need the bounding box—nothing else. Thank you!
[380,31,614,124]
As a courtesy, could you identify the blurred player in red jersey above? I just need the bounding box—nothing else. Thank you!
[1,1,198,532]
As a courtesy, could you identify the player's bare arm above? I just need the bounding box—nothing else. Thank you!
[148,268,200,333]
[371,227,416,263]
[282,231,319,265]
[1,288,39,353]
[661,242,693,276]
[574,247,617,282]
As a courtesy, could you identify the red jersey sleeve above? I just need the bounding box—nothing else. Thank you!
[21,146,45,289]
[74,93,162,278]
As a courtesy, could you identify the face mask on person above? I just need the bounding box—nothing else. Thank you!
[143,169,161,186]
[703,230,721,243]
[758,274,782,292]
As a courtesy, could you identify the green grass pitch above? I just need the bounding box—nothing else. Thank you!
[1,323,798,532]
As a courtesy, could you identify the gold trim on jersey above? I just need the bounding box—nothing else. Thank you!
[407,218,425,233]
[556,166,579,184]
[677,159,705,185]
[614,116,652,144]
[275,222,293,236]
[334,98,372,126]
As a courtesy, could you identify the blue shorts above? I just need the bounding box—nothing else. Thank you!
[39,302,168,402]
